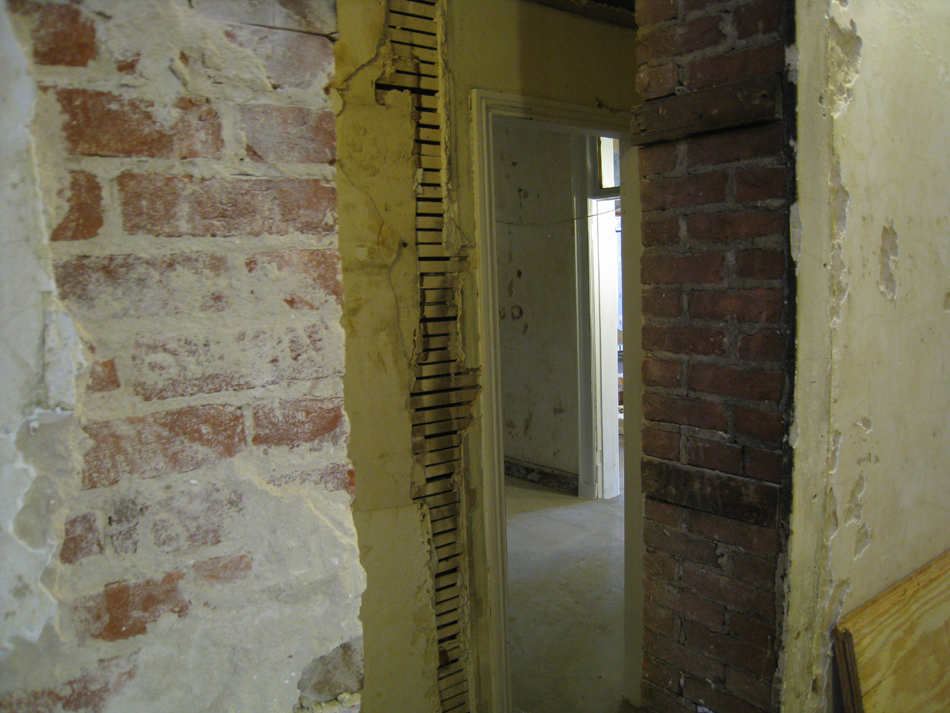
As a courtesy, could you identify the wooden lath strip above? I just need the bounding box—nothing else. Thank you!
[388,11,437,34]
[380,5,476,711]
[413,475,456,498]
[390,0,437,18]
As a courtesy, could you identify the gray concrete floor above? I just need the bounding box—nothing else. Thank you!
[505,442,626,713]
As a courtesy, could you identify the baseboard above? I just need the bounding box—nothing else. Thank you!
[504,458,579,495]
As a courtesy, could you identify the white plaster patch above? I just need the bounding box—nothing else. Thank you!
[43,309,85,410]
[828,17,862,118]
[0,6,59,657]
[789,201,802,269]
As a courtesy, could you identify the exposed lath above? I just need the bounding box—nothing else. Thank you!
[377,2,476,711]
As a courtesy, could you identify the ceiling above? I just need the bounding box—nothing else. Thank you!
[524,0,637,28]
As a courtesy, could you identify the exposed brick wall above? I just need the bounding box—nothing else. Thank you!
[634,1,793,711]
[1,1,360,709]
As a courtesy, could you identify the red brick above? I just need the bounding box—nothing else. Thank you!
[224,24,333,90]
[264,462,354,495]
[107,498,143,555]
[729,611,775,651]
[646,580,727,631]
[737,249,786,279]
[51,171,103,242]
[686,43,785,90]
[682,618,776,676]
[118,174,336,237]
[686,438,743,475]
[643,356,683,388]
[645,549,678,581]
[193,554,253,585]
[641,171,728,211]
[641,253,724,285]
[81,405,246,489]
[636,0,677,27]
[643,459,779,527]
[644,629,724,682]
[645,498,684,528]
[643,427,681,460]
[245,249,343,309]
[688,123,785,168]
[682,677,765,713]
[738,329,785,362]
[644,598,679,638]
[744,446,783,483]
[638,16,724,64]
[645,520,720,568]
[736,166,788,202]
[150,485,243,554]
[689,210,785,243]
[644,394,728,430]
[639,143,679,177]
[130,321,342,401]
[733,551,776,589]
[644,655,681,694]
[637,62,679,100]
[88,359,120,393]
[240,105,335,164]
[72,573,189,642]
[736,406,785,443]
[726,667,773,709]
[60,513,102,564]
[57,90,223,159]
[642,217,680,247]
[252,397,344,448]
[642,681,693,713]
[643,324,725,356]
[55,253,231,319]
[116,56,139,74]
[688,363,784,402]
[643,287,682,317]
[735,0,783,39]
[690,288,784,323]
[688,510,779,555]
[0,655,135,712]
[29,3,96,67]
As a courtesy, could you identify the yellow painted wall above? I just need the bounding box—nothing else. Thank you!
[785,2,950,709]
[338,0,639,709]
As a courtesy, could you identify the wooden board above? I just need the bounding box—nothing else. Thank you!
[834,548,950,713]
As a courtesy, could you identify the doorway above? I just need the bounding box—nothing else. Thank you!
[473,91,643,712]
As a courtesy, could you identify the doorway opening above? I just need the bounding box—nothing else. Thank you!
[473,91,642,713]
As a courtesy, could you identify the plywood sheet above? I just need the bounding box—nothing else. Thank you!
[834,549,950,713]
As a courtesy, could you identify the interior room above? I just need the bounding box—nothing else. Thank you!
[2,1,950,712]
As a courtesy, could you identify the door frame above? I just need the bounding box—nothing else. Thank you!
[471,89,643,711]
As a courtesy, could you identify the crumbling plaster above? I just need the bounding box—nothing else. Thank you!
[784,1,950,709]
[334,3,443,712]
[1,2,364,711]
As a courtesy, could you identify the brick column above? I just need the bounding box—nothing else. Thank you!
[633,1,793,712]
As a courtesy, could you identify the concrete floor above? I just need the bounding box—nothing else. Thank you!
[505,447,626,713]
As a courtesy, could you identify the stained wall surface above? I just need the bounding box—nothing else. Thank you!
[785,1,950,709]
[0,2,364,711]
[493,117,580,479]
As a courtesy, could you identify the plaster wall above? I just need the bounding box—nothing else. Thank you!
[334,3,442,712]
[785,2,950,708]
[0,2,364,710]
[493,117,580,478]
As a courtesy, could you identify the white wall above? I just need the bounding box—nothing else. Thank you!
[493,117,579,477]
[785,2,950,709]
